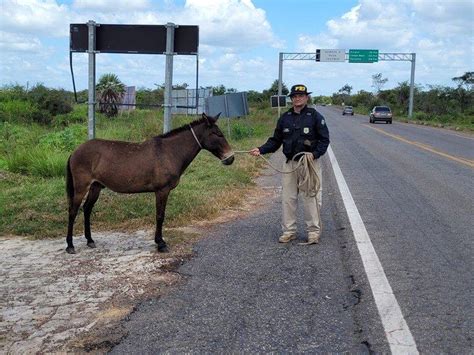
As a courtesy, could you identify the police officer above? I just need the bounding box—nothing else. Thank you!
[250,84,330,245]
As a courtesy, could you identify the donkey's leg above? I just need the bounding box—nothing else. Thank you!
[155,189,170,252]
[83,182,103,248]
[66,184,89,254]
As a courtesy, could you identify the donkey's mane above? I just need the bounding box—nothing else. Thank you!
[157,117,208,139]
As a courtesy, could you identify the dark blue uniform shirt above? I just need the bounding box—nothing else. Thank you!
[259,105,330,161]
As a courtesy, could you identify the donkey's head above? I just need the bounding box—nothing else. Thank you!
[195,113,234,165]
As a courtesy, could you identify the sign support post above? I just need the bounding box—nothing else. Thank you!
[408,53,416,118]
[163,23,176,133]
[278,52,283,117]
[87,20,97,139]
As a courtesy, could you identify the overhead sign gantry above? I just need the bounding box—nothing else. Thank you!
[277,49,416,117]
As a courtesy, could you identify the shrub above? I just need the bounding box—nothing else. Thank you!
[412,112,431,121]
[42,91,73,116]
[231,122,254,140]
[38,125,86,152]
[28,84,73,117]
[0,84,28,102]
[31,109,53,125]
[0,100,44,124]
[52,104,87,126]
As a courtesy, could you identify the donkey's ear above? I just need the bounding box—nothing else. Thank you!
[202,112,211,126]
[202,112,220,125]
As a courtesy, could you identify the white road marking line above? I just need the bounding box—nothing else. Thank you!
[327,146,419,354]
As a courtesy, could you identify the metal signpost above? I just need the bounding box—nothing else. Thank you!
[278,49,416,117]
[87,21,96,139]
[70,21,199,138]
[163,23,176,133]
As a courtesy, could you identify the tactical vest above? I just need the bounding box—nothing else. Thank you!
[280,109,319,160]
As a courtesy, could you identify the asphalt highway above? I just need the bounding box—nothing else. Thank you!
[111,106,473,353]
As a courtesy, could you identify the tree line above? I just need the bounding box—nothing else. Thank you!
[324,72,473,118]
[1,72,472,125]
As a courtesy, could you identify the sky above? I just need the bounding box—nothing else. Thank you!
[0,0,473,96]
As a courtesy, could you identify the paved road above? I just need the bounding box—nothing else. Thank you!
[320,106,473,353]
[111,107,473,353]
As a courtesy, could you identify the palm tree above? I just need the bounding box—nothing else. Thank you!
[96,73,125,117]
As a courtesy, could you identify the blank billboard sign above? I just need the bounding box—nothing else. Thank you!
[70,24,199,55]
[205,92,249,118]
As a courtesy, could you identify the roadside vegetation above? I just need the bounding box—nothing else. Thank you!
[0,81,278,238]
[314,71,474,131]
[1,73,472,239]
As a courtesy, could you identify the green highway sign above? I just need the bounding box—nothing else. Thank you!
[349,49,379,63]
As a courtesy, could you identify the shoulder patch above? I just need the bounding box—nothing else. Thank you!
[321,119,326,126]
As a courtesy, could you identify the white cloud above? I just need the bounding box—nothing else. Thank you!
[73,0,151,11]
[288,0,473,93]
[0,0,280,90]
[177,0,279,49]
[1,0,471,94]
[0,0,71,37]
[324,0,414,50]
[0,32,42,53]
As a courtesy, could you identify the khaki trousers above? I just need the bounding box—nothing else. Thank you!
[281,158,322,236]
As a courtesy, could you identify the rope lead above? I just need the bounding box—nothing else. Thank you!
[232,151,320,197]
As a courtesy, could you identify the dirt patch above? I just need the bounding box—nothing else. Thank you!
[0,183,279,353]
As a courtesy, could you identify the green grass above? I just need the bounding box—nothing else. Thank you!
[401,111,473,131]
[0,105,277,238]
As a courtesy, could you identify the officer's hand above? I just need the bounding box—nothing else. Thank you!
[249,148,261,156]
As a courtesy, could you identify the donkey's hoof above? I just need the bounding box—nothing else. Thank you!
[87,242,96,248]
[157,244,169,253]
[66,247,76,254]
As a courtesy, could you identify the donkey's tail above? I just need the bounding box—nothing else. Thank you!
[66,156,74,204]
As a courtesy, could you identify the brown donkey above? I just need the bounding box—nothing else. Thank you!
[65,113,234,254]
